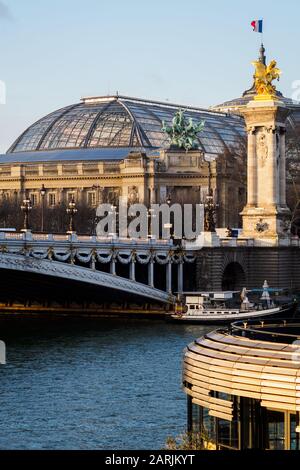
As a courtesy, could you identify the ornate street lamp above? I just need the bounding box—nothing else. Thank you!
[204,189,217,232]
[90,185,101,235]
[40,184,46,232]
[203,153,218,232]
[66,197,78,233]
[165,194,174,240]
[21,197,32,232]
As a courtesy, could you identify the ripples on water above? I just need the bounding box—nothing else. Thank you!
[0,317,212,450]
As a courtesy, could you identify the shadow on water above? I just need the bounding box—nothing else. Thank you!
[0,315,212,450]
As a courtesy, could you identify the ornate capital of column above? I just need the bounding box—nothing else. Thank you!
[246,125,256,135]
[266,124,277,133]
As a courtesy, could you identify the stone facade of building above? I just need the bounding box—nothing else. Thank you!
[0,95,248,229]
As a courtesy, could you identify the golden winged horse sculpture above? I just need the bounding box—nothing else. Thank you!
[252,59,281,100]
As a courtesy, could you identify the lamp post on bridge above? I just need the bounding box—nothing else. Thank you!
[21,197,32,232]
[40,184,46,232]
[204,189,217,232]
[203,154,218,232]
[66,197,78,233]
[166,193,174,241]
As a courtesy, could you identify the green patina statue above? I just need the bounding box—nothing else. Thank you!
[162,109,205,151]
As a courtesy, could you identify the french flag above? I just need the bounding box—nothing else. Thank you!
[251,19,263,33]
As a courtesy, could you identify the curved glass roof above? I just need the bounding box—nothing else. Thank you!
[8,95,246,156]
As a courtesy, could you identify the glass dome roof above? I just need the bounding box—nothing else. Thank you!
[8,95,247,156]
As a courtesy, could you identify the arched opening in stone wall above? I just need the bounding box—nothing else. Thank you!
[222,262,246,291]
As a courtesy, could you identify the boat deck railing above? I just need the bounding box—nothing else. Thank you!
[226,313,300,343]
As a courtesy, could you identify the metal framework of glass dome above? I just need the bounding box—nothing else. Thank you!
[8,95,247,156]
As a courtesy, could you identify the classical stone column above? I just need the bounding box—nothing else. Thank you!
[177,260,184,295]
[266,126,277,206]
[129,254,136,281]
[150,187,156,205]
[90,251,96,270]
[110,253,116,275]
[240,99,291,243]
[166,260,172,294]
[246,127,257,206]
[279,128,287,207]
[148,259,154,288]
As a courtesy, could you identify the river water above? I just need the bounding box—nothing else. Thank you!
[0,317,212,450]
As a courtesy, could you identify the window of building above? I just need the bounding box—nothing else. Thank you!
[48,193,56,207]
[191,403,201,432]
[67,192,75,203]
[87,191,96,207]
[218,416,239,449]
[30,193,38,206]
[290,413,300,450]
[214,393,239,450]
[202,407,217,446]
[266,410,285,450]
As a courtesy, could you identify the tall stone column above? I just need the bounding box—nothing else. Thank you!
[240,99,291,244]
[266,126,277,206]
[150,187,156,205]
[279,128,287,207]
[246,127,257,206]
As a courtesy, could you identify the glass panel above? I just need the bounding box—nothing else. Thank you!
[67,192,75,203]
[191,403,201,432]
[30,193,38,206]
[88,103,133,148]
[266,410,285,450]
[202,407,217,446]
[40,103,108,150]
[290,413,300,450]
[87,192,96,207]
[48,193,57,206]
[218,417,239,449]
[12,105,76,152]
[212,393,239,449]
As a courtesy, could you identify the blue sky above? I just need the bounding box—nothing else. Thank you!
[0,0,299,153]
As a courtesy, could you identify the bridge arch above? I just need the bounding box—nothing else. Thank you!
[0,253,175,305]
[222,261,246,291]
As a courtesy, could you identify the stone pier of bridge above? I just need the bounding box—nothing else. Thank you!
[193,242,300,292]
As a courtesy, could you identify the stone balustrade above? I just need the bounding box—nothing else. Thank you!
[0,231,193,296]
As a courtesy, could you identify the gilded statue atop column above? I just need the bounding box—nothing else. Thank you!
[252,59,281,100]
